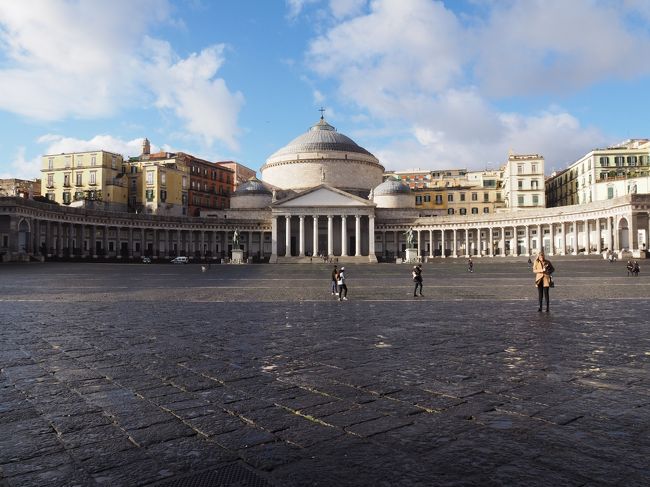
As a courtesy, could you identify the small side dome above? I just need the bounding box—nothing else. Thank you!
[234,177,272,195]
[372,177,414,209]
[373,178,411,196]
[231,177,272,209]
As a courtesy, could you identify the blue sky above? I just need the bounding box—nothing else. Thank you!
[1,0,650,180]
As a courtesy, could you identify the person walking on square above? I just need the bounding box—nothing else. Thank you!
[467,258,474,273]
[338,267,348,301]
[412,265,423,297]
[626,260,634,276]
[330,265,339,295]
[633,261,640,276]
[533,250,554,312]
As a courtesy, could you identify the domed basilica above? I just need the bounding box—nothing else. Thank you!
[226,115,418,262]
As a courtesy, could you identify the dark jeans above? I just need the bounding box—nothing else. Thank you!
[338,284,347,299]
[331,280,338,293]
[537,282,549,310]
[414,281,422,295]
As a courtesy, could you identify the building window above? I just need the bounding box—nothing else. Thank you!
[471,192,477,201]
[531,164,537,173]
[75,173,82,186]
[47,174,53,187]
[161,172,166,185]
[130,166,138,174]
[471,207,478,214]
[91,156,97,166]
[48,158,54,170]
[89,171,96,185]
[518,195,524,205]
[47,192,55,201]
[160,190,167,202]
[532,195,539,205]
[146,189,154,202]
[435,195,442,204]
[63,173,71,187]
[531,180,538,189]
[483,207,489,213]
[607,186,614,199]
[600,156,609,166]
[447,208,454,215]
[517,165,523,174]
[460,208,467,215]
[74,191,84,201]
[65,157,71,168]
[460,193,466,202]
[146,171,154,185]
[111,156,117,169]
[628,156,637,166]
[424,195,431,202]
[483,192,489,202]
[63,191,71,204]
[615,156,624,166]
[415,195,422,205]
[76,155,83,167]
[131,179,136,190]
[518,180,523,189]
[447,194,453,202]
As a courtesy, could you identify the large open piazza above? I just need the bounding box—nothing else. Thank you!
[1,258,649,486]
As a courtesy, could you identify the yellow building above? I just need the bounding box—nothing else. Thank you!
[126,158,188,216]
[41,151,128,211]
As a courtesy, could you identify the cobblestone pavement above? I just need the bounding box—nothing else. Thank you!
[1,258,649,486]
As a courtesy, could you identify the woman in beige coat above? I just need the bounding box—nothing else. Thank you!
[533,250,554,312]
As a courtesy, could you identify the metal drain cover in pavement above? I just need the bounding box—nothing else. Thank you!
[149,463,276,487]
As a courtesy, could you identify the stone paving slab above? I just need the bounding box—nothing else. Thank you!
[0,259,649,486]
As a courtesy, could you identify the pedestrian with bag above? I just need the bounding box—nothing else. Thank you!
[330,265,339,295]
[412,265,423,297]
[533,250,554,312]
[338,266,348,301]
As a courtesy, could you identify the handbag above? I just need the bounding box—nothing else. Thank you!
[549,276,555,288]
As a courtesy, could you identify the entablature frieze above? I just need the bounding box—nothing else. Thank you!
[272,208,374,217]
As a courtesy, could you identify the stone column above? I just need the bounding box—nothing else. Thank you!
[606,217,612,251]
[452,229,457,258]
[394,231,399,256]
[613,217,619,251]
[535,224,541,254]
[67,223,74,255]
[488,227,493,256]
[561,222,567,255]
[327,215,333,256]
[271,216,278,260]
[299,215,305,257]
[573,220,579,255]
[313,215,319,257]
[500,227,506,257]
[465,228,470,257]
[549,223,555,256]
[441,229,446,258]
[341,215,348,256]
[584,219,590,255]
[355,214,361,257]
[628,218,635,252]
[595,218,602,253]
[103,225,109,257]
[212,230,218,258]
[90,225,96,258]
[285,215,291,256]
[45,221,52,257]
[369,215,375,258]
[429,230,434,258]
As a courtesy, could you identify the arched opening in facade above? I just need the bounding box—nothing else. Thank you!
[18,219,30,252]
[618,217,630,251]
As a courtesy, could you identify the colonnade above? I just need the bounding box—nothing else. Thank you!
[271,213,375,258]
[378,215,643,258]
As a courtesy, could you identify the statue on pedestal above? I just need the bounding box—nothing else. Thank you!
[404,227,415,248]
[232,229,240,248]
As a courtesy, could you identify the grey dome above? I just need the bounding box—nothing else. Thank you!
[234,177,272,195]
[373,178,411,196]
[268,118,374,159]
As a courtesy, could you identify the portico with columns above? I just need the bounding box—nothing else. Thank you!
[269,185,377,262]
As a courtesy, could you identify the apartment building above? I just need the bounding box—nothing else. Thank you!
[546,139,650,207]
[501,153,545,209]
[41,151,128,211]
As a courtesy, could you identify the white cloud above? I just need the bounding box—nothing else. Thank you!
[0,146,40,180]
[305,0,644,172]
[286,0,319,20]
[0,1,243,150]
[329,0,367,19]
[38,134,154,159]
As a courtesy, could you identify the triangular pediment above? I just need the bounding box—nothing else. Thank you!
[272,185,374,208]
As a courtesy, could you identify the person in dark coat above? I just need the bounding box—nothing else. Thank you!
[412,265,423,297]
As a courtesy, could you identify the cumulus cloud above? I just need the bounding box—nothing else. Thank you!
[37,134,154,159]
[0,147,40,180]
[303,0,645,172]
[0,1,243,150]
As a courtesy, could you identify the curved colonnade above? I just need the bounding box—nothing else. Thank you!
[1,194,649,262]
